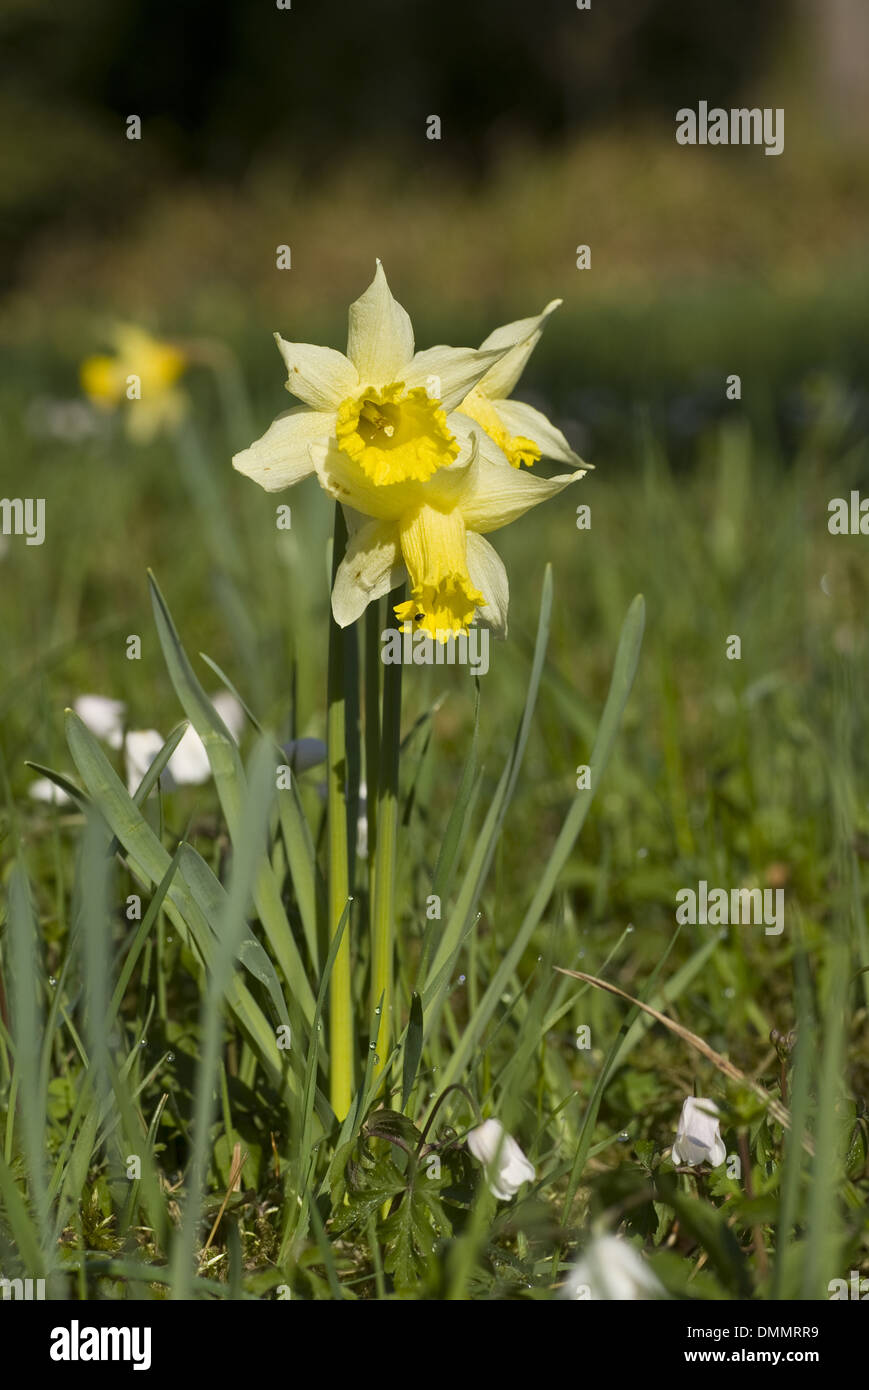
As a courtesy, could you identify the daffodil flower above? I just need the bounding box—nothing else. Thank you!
[73,695,126,750]
[458,299,585,469]
[233,260,511,497]
[315,423,585,640]
[233,263,589,641]
[672,1096,726,1167]
[81,325,189,442]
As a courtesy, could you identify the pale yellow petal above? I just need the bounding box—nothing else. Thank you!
[456,432,588,535]
[403,344,509,413]
[346,261,414,386]
[475,299,562,400]
[332,518,406,628]
[495,398,586,468]
[274,334,359,411]
[233,407,328,492]
[466,532,509,638]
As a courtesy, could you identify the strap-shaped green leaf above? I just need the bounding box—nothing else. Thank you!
[147,569,315,1023]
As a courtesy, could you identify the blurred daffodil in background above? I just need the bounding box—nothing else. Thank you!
[81,324,189,442]
[233,261,588,641]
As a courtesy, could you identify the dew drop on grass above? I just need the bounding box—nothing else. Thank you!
[617,1132,630,1143]
[722,987,735,999]
[373,1054,380,1064]
[626,924,635,934]
[458,973,466,984]
[167,1053,175,1062]
[374,1006,381,1015]
[48,976,56,987]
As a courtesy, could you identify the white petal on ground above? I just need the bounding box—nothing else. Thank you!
[73,694,126,750]
[273,337,359,411]
[346,261,414,386]
[232,406,331,492]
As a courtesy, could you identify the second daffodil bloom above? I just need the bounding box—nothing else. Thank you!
[466,1118,535,1201]
[81,324,189,442]
[458,299,585,470]
[233,262,588,641]
[672,1096,727,1168]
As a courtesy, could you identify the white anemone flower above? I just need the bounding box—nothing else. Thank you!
[564,1235,667,1301]
[211,690,246,742]
[466,1118,535,1201]
[73,695,126,749]
[123,692,245,794]
[672,1096,727,1168]
[164,724,212,785]
[29,777,72,806]
[125,729,167,795]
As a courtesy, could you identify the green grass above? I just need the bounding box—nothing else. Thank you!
[1,299,868,1300]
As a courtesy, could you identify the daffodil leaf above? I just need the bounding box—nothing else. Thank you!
[148,569,316,1025]
[401,991,424,1112]
[439,593,646,1094]
[24,761,89,807]
[63,709,300,1103]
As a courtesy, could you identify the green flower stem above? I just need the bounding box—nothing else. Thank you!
[371,588,403,1073]
[327,506,353,1119]
[364,602,382,907]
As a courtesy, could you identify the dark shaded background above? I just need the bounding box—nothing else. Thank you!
[0,0,790,278]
